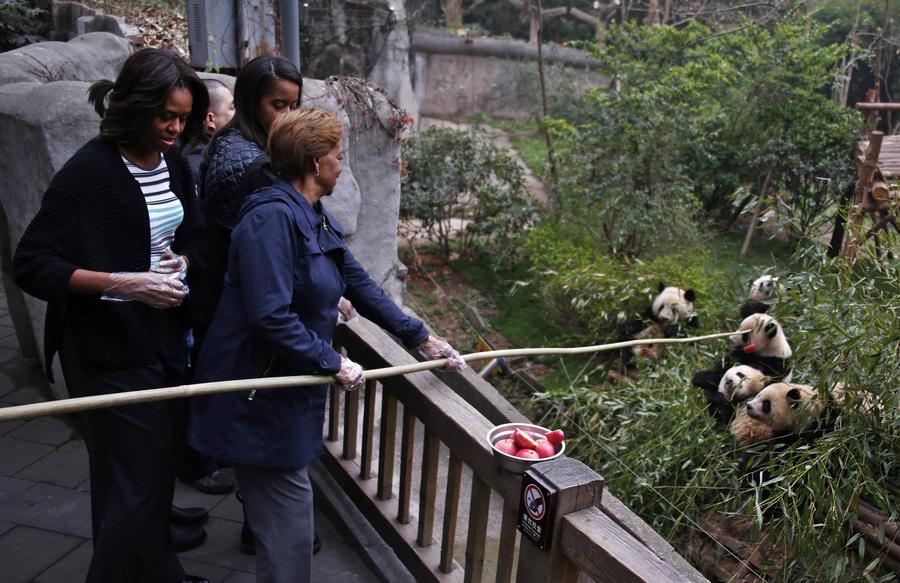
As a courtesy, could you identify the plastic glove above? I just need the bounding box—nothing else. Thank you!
[337,296,358,325]
[104,271,186,308]
[417,334,466,371]
[335,355,365,391]
[150,249,188,280]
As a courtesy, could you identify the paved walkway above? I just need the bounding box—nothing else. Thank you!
[0,283,380,582]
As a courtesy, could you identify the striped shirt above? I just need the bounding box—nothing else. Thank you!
[122,155,184,267]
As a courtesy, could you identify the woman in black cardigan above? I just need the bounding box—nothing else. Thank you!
[13,49,209,583]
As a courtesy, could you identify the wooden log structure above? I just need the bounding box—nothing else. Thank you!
[316,319,706,583]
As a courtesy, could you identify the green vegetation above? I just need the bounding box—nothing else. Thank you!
[402,126,537,263]
[402,7,899,581]
[0,0,48,51]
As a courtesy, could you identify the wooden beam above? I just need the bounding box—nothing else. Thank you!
[516,458,604,582]
[560,507,688,583]
[440,453,464,573]
[336,322,524,507]
[856,103,900,111]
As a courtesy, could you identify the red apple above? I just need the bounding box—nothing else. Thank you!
[513,429,539,450]
[493,438,518,456]
[534,439,557,459]
[515,448,540,460]
[545,429,565,445]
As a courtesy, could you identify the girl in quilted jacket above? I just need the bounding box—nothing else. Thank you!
[193,53,303,557]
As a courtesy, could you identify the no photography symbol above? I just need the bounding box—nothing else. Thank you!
[524,484,545,521]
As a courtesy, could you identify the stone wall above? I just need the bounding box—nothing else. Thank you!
[412,30,609,120]
[0,34,409,398]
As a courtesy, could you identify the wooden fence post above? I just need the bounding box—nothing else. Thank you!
[515,457,604,583]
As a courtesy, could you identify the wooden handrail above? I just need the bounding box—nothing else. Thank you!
[560,507,687,582]
[323,318,708,583]
[335,319,523,506]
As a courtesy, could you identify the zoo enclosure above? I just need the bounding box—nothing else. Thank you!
[321,317,706,582]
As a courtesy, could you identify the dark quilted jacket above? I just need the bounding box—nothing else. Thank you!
[203,127,265,229]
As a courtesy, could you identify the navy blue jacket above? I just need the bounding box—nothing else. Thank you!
[188,178,428,469]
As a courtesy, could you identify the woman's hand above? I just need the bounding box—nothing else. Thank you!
[104,272,186,308]
[335,355,365,391]
[418,334,466,371]
[150,249,188,279]
[337,296,358,324]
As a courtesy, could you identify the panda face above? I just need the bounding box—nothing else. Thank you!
[718,365,767,401]
[729,313,792,359]
[651,284,698,326]
[748,275,778,302]
[744,383,816,433]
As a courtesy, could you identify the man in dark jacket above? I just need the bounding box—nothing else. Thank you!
[183,79,234,188]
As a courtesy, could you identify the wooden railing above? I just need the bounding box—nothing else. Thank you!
[323,318,703,583]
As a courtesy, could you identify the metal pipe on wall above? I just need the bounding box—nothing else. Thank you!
[280,0,301,70]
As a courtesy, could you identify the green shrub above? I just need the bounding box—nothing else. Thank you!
[401,126,537,265]
[523,223,732,337]
[0,1,48,52]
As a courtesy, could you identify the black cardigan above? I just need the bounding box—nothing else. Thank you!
[13,138,205,374]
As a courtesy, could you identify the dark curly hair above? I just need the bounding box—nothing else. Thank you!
[88,48,209,147]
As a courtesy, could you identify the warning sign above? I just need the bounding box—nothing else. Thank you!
[524,484,545,520]
[518,470,557,550]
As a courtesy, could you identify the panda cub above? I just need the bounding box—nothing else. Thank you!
[740,275,778,318]
[718,364,769,402]
[730,382,838,447]
[613,282,698,379]
[703,364,773,423]
[692,313,792,421]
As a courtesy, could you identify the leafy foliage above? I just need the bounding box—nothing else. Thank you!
[0,0,48,52]
[527,244,899,582]
[401,126,537,264]
[523,223,731,335]
[549,19,862,253]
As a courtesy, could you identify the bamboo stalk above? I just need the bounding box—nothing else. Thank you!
[0,329,746,423]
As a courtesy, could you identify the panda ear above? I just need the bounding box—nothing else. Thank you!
[787,388,802,408]
[684,289,696,302]
[658,281,666,293]
[764,321,778,338]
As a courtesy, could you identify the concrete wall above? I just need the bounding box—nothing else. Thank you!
[0,34,409,398]
[412,32,609,120]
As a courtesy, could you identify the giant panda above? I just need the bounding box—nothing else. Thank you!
[727,382,870,447]
[703,364,774,423]
[612,282,698,379]
[740,275,778,318]
[718,364,770,402]
[692,313,792,421]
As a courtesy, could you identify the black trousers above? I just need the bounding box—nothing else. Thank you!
[60,325,186,583]
[176,323,217,482]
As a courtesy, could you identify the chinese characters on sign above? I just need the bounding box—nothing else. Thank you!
[518,470,557,549]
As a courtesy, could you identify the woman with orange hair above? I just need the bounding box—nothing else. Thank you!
[189,108,463,582]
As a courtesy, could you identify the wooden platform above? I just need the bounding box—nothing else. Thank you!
[860,134,900,179]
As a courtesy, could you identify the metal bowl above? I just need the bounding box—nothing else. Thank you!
[487,422,565,474]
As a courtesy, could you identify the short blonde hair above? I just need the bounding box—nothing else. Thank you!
[267,108,343,178]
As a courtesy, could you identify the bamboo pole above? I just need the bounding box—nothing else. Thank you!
[0,329,746,423]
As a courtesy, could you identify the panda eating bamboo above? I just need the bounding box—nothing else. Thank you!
[692,312,793,422]
[612,282,698,380]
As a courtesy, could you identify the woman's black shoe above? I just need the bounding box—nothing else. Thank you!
[171,522,207,552]
[170,505,209,525]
